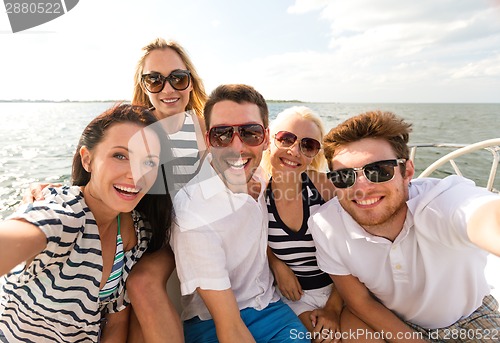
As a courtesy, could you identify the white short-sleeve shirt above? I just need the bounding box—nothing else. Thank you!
[171,155,279,321]
[309,176,500,329]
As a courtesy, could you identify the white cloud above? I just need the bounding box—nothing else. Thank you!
[287,0,330,14]
[273,0,500,101]
[451,54,500,78]
[318,0,500,57]
[2,0,500,102]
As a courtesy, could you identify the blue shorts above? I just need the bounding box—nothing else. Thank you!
[184,299,309,343]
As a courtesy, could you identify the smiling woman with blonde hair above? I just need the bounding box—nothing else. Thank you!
[262,106,327,176]
[262,106,341,337]
[127,37,208,342]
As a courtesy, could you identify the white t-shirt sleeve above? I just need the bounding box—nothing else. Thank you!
[410,176,500,247]
[309,204,351,276]
[171,210,231,295]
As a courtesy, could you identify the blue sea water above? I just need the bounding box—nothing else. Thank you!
[0,101,499,219]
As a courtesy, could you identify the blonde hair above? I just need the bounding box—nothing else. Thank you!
[262,106,327,175]
[131,38,207,118]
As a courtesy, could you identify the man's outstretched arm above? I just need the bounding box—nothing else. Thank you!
[197,288,256,343]
[468,199,500,256]
[332,274,427,343]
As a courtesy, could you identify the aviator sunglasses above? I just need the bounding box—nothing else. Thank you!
[208,124,266,148]
[327,159,406,188]
[274,131,321,158]
[141,70,191,93]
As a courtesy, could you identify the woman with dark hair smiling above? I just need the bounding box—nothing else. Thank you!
[0,104,173,342]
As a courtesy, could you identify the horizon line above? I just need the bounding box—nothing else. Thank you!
[1,99,500,105]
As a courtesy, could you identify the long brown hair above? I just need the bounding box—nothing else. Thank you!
[72,104,173,251]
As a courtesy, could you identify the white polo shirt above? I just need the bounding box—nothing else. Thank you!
[171,155,279,321]
[310,176,500,329]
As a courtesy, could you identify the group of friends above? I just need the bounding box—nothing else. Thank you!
[1,37,500,343]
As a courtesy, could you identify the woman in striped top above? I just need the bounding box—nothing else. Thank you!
[262,106,341,339]
[0,105,173,342]
[127,38,208,342]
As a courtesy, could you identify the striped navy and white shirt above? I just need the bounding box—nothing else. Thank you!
[267,173,332,290]
[0,186,151,342]
[170,112,203,186]
[158,111,206,195]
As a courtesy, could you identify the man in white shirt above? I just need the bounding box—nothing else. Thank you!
[310,110,500,342]
[170,84,309,343]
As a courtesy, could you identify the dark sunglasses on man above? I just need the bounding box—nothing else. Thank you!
[328,159,407,188]
[208,124,266,148]
[141,69,191,93]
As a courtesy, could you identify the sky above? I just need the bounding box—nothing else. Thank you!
[1,0,500,103]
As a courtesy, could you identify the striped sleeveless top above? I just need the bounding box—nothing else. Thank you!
[0,186,151,342]
[167,111,204,192]
[267,172,332,290]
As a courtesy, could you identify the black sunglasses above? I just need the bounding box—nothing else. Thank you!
[327,159,406,188]
[274,131,321,158]
[141,70,191,93]
[208,124,266,148]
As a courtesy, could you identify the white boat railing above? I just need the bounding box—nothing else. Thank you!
[410,138,500,299]
[409,138,500,193]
